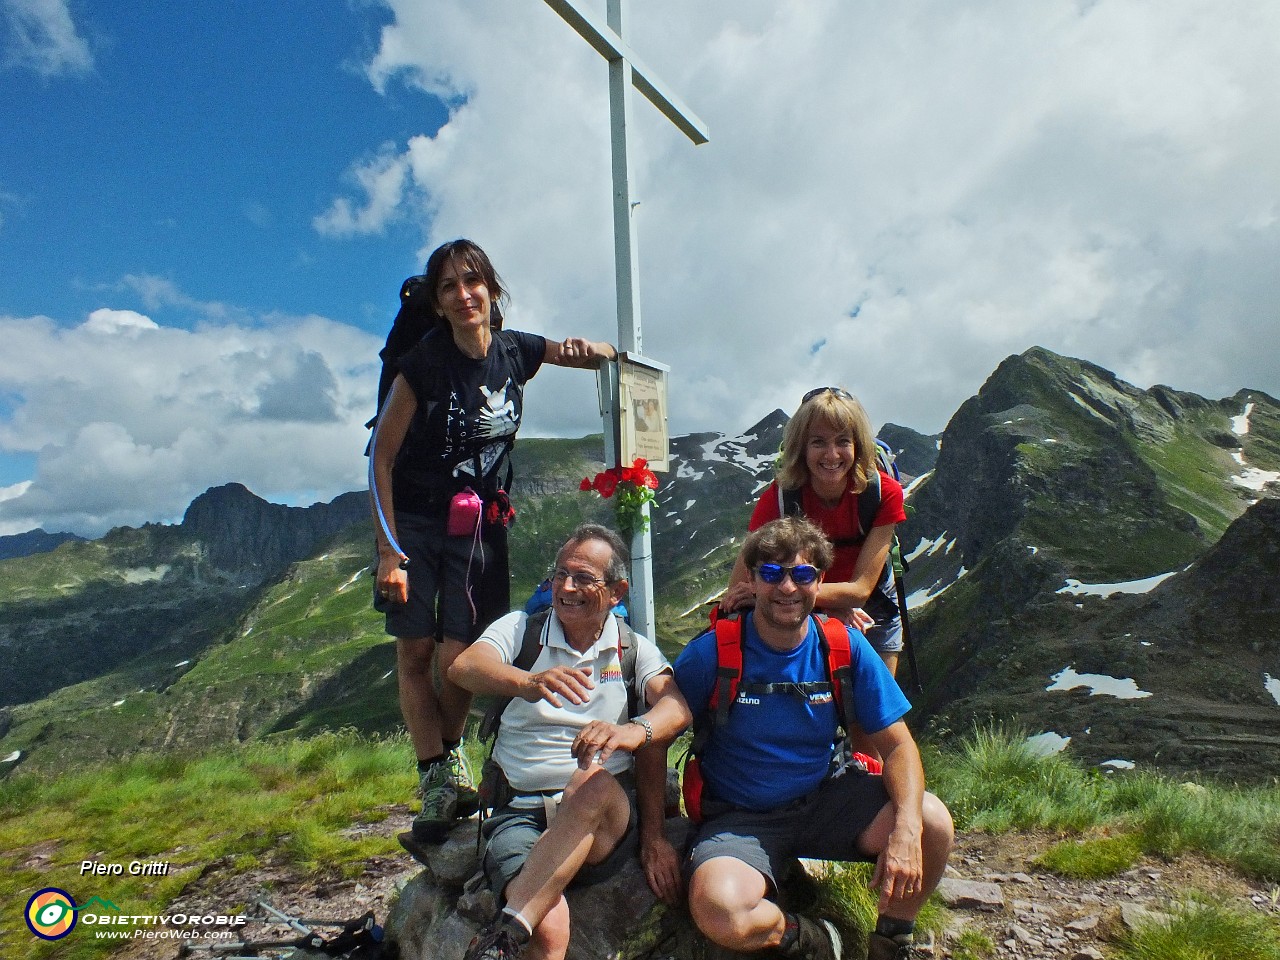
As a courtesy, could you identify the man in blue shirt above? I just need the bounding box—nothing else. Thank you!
[675,517,953,960]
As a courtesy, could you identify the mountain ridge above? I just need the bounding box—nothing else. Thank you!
[2,346,1277,780]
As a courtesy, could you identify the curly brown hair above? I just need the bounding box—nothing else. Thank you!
[741,517,834,573]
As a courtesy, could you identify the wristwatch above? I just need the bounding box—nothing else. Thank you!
[629,716,654,746]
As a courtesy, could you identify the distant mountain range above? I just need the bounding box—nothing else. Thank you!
[0,528,84,561]
[1,347,1276,780]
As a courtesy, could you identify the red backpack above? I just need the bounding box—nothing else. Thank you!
[681,610,882,823]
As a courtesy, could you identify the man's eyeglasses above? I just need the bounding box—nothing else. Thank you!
[802,386,855,404]
[755,563,821,586]
[551,569,611,589]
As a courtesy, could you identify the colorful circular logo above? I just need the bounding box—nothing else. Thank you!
[26,888,78,940]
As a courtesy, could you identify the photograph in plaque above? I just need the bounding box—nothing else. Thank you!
[618,354,670,471]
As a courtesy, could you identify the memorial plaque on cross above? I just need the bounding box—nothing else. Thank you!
[541,0,708,638]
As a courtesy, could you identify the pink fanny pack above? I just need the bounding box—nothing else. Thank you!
[446,487,483,537]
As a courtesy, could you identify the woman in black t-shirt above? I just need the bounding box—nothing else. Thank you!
[369,238,616,842]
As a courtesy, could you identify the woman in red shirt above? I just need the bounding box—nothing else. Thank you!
[722,387,907,674]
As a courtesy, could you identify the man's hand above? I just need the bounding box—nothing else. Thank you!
[869,823,924,911]
[524,665,594,708]
[570,719,645,769]
[641,834,684,904]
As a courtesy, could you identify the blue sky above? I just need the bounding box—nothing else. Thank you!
[2,0,1278,537]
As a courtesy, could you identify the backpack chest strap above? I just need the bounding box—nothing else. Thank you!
[736,680,834,700]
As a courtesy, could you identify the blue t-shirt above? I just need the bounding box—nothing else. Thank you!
[674,615,910,811]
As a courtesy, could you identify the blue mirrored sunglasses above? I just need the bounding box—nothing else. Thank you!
[756,563,820,586]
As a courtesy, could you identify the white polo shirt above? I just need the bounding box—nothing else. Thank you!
[477,609,671,797]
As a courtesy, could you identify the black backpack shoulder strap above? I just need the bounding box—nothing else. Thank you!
[615,614,641,717]
[779,484,802,518]
[478,610,551,741]
[856,467,882,539]
[514,608,551,671]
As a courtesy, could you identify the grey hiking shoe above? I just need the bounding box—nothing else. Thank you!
[449,743,480,816]
[865,931,921,960]
[785,916,842,960]
[412,760,457,843]
[463,921,527,960]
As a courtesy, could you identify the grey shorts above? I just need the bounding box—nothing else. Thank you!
[375,510,495,641]
[864,615,903,655]
[481,791,639,900]
[687,770,890,890]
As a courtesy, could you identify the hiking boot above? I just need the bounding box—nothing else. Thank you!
[783,916,842,960]
[412,761,457,843]
[462,921,526,960]
[449,743,480,817]
[865,931,919,960]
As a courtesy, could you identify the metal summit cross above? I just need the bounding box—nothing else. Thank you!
[541,0,708,638]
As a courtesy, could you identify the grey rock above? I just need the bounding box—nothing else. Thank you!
[936,877,1006,910]
[387,817,699,960]
[1066,915,1100,932]
[1120,902,1173,930]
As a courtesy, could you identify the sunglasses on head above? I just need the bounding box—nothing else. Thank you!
[802,386,855,404]
[755,562,821,586]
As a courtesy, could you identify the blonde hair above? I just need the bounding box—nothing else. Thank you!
[776,389,877,493]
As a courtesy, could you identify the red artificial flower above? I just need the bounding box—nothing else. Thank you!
[579,477,592,491]
[594,472,619,497]
[639,470,659,490]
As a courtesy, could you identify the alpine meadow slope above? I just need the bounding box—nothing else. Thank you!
[0,347,1276,782]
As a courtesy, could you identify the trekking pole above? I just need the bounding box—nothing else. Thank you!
[894,572,923,695]
[255,900,315,937]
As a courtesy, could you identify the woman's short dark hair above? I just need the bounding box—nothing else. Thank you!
[422,238,507,331]
[741,517,834,573]
[559,523,630,583]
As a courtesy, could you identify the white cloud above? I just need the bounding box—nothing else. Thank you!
[313,144,411,236]
[2,0,93,76]
[320,0,1280,439]
[0,305,381,537]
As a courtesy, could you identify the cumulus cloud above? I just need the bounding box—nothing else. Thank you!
[0,306,381,537]
[321,0,1280,438]
[2,0,93,75]
[313,144,411,236]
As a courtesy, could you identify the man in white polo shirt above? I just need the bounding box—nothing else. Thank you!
[449,523,691,960]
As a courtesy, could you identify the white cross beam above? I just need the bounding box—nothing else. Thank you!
[541,0,708,639]
[542,0,709,146]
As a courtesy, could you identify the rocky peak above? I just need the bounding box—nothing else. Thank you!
[181,483,367,580]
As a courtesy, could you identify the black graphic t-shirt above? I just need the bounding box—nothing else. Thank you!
[392,329,546,510]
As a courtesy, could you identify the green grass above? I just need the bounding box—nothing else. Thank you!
[950,928,996,959]
[1115,899,1280,960]
[6,723,1280,959]
[0,730,415,960]
[927,724,1280,882]
[808,860,944,955]
[1034,832,1142,879]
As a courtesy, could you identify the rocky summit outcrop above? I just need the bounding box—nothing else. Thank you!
[386,818,700,960]
[902,348,1280,780]
[180,483,367,580]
